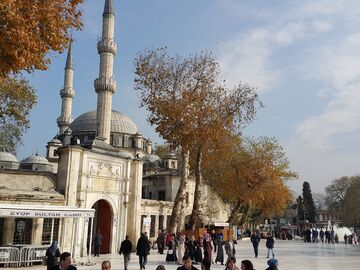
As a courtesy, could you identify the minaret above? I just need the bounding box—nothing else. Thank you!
[94,0,117,143]
[57,40,75,135]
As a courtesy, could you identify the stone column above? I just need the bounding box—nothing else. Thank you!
[31,218,44,245]
[3,218,15,245]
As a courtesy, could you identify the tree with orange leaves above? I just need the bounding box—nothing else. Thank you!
[135,48,261,231]
[203,135,297,225]
[0,0,83,153]
[0,0,83,78]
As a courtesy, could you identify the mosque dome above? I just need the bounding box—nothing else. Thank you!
[0,151,19,170]
[144,154,161,163]
[0,151,18,162]
[0,151,18,163]
[70,110,139,135]
[21,154,50,165]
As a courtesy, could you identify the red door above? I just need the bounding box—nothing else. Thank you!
[93,200,112,254]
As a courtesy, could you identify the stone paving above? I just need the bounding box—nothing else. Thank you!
[9,239,360,270]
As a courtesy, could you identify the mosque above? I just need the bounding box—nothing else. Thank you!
[0,0,229,260]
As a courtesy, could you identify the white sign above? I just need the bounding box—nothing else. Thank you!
[214,222,229,227]
[0,252,9,259]
[36,250,46,257]
[143,217,151,226]
[0,209,94,218]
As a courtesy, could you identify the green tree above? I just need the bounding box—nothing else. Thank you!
[343,177,360,227]
[296,195,304,222]
[325,176,354,215]
[302,181,316,223]
[0,77,36,154]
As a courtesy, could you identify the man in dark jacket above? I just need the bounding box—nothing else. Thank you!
[177,255,199,270]
[265,233,275,258]
[136,233,150,270]
[120,235,133,270]
[250,231,260,258]
[51,252,77,270]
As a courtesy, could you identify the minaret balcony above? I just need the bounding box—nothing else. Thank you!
[60,87,75,98]
[94,77,117,94]
[97,38,117,55]
[57,116,72,126]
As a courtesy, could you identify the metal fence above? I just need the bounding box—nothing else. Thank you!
[0,246,20,267]
[0,245,50,267]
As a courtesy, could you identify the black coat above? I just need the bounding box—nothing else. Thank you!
[120,239,133,255]
[136,236,150,256]
[250,234,260,246]
[266,237,274,248]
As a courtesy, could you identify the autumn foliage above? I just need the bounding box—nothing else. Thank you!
[203,136,297,223]
[0,0,83,77]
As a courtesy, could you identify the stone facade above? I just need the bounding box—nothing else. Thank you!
[0,0,230,260]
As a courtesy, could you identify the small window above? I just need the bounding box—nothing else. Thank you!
[158,190,165,201]
[149,192,152,199]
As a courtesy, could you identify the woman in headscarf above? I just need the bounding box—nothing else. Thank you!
[202,232,213,263]
[45,241,61,270]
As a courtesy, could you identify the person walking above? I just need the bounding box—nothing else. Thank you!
[224,236,236,263]
[94,230,103,257]
[177,235,186,265]
[240,260,254,270]
[202,233,213,263]
[120,235,133,270]
[265,233,274,259]
[265,258,279,270]
[250,231,260,258]
[136,233,150,270]
[50,252,77,270]
[157,230,166,254]
[46,241,61,270]
[194,237,203,264]
[215,235,224,265]
[177,255,200,270]
[319,229,325,243]
[166,235,178,263]
[186,235,196,262]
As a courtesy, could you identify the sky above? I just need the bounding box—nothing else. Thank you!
[19,0,360,195]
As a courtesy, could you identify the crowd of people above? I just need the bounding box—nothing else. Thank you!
[302,227,359,244]
[45,230,279,270]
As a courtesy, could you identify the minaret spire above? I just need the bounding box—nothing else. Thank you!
[94,0,117,143]
[57,39,75,135]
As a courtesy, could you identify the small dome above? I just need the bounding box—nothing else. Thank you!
[21,154,50,165]
[49,138,62,144]
[0,151,18,163]
[145,154,161,163]
[70,110,140,135]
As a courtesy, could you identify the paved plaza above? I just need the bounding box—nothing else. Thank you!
[11,239,360,270]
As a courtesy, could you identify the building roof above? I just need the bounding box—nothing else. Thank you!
[70,110,140,135]
[144,154,161,163]
[21,154,50,165]
[0,151,18,163]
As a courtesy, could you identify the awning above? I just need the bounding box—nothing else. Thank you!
[0,204,95,218]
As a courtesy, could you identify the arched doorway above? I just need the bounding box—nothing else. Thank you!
[91,200,112,254]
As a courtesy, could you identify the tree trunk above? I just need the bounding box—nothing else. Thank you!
[168,149,190,234]
[227,201,242,224]
[188,149,203,230]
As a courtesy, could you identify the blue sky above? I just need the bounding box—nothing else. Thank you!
[20,0,360,194]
